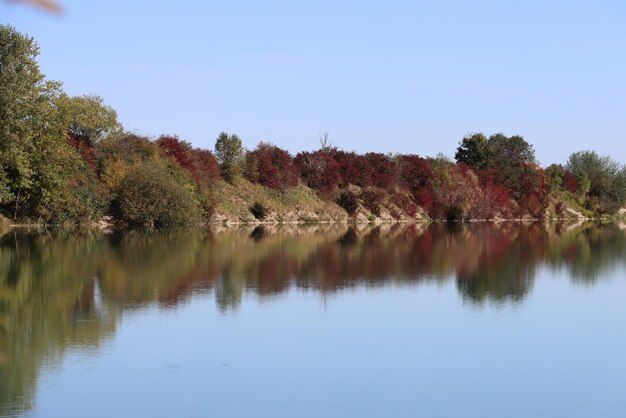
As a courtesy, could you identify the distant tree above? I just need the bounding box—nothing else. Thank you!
[482,133,537,201]
[487,133,536,166]
[214,132,243,182]
[319,131,333,151]
[566,151,626,213]
[455,133,490,169]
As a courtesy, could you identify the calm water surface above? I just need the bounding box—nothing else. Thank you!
[1,223,625,417]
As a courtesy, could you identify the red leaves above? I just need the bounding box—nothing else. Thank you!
[67,133,97,174]
[156,135,220,186]
[295,150,340,195]
[248,143,299,190]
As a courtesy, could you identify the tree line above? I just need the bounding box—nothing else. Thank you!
[2,24,626,227]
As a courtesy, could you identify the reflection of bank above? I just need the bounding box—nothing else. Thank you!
[0,233,118,417]
[1,221,625,415]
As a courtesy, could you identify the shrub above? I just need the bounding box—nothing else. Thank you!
[397,154,432,193]
[330,151,371,187]
[117,161,202,227]
[336,190,358,216]
[250,202,267,220]
[366,153,397,189]
[295,151,340,197]
[249,143,298,190]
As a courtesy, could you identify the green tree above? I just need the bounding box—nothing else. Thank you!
[57,94,120,144]
[566,151,626,213]
[0,25,99,222]
[486,133,536,167]
[455,133,490,169]
[485,133,537,198]
[214,132,243,182]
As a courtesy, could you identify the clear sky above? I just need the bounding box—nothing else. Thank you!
[2,0,625,165]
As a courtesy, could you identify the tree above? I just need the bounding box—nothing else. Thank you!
[58,94,120,144]
[566,151,626,213]
[214,132,243,182]
[455,133,490,169]
[484,133,537,201]
[0,25,101,222]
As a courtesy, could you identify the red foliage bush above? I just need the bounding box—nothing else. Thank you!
[413,187,435,213]
[156,135,221,186]
[366,153,396,189]
[517,166,548,218]
[156,136,192,169]
[191,149,221,184]
[397,154,432,193]
[564,170,578,194]
[250,143,298,190]
[295,151,340,196]
[330,151,372,187]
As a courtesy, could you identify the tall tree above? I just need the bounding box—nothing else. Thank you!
[214,132,243,182]
[0,24,97,222]
[455,133,490,169]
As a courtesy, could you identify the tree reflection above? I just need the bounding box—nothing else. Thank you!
[1,222,626,415]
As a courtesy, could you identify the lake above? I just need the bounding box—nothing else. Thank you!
[1,222,625,418]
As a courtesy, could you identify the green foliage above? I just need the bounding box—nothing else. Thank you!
[214,132,244,182]
[117,161,202,227]
[455,133,490,169]
[566,151,626,214]
[486,133,536,166]
[0,25,102,223]
[57,94,120,144]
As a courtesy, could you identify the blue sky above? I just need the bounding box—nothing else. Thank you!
[2,0,625,165]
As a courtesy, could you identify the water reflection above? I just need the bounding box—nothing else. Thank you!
[1,222,626,416]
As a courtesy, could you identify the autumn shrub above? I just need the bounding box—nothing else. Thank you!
[295,151,340,197]
[157,136,221,186]
[249,143,298,190]
[397,154,432,193]
[366,153,397,189]
[330,151,372,187]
